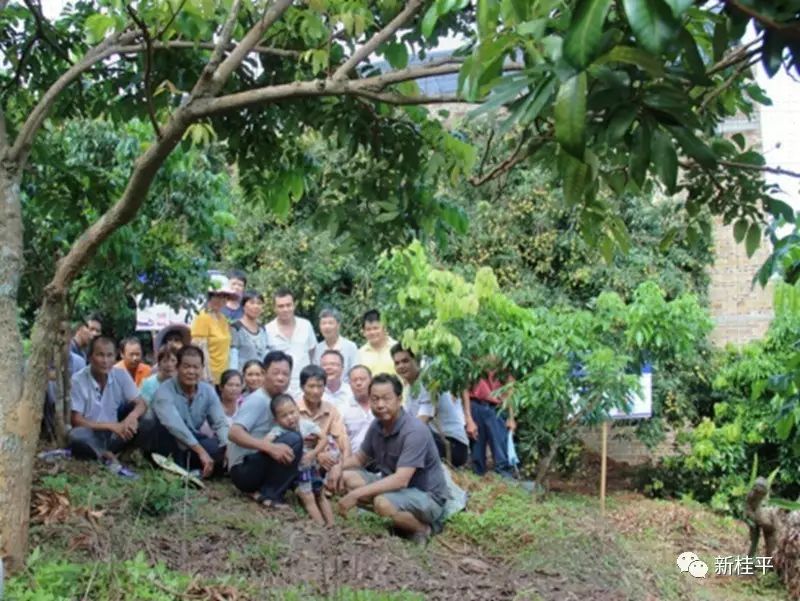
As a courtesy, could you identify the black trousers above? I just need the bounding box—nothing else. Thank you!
[143,420,226,474]
[433,432,470,468]
[229,431,303,502]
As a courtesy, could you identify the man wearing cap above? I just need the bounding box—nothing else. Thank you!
[191,283,239,384]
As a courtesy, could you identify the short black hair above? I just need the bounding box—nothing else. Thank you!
[270,393,296,417]
[177,344,205,366]
[390,342,414,359]
[227,269,247,285]
[163,330,184,343]
[320,349,344,365]
[242,359,264,374]
[362,309,381,327]
[300,364,326,388]
[369,373,402,397]
[88,335,115,357]
[348,364,372,378]
[318,307,341,322]
[273,287,294,301]
[241,290,264,307]
[119,336,142,353]
[220,369,242,387]
[263,350,293,371]
[84,313,102,326]
[156,346,177,364]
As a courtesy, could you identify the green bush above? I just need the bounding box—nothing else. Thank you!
[645,283,800,515]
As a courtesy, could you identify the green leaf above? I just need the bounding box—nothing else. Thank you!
[733,219,748,243]
[679,28,711,85]
[621,0,680,54]
[382,41,409,69]
[554,73,587,159]
[600,45,665,77]
[563,0,613,69]
[561,153,591,205]
[605,106,638,143]
[745,223,761,257]
[776,413,794,440]
[651,129,677,193]
[766,198,795,223]
[663,0,692,18]
[762,30,785,78]
[85,13,116,44]
[421,4,439,38]
[712,18,727,62]
[629,121,651,186]
[667,126,716,168]
[477,0,500,37]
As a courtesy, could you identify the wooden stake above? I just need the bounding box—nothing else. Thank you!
[600,420,608,516]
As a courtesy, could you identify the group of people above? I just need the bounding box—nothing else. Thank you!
[57,273,518,541]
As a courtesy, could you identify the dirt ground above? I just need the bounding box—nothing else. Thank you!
[24,455,787,601]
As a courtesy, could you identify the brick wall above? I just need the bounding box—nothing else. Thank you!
[707,218,774,347]
[580,423,684,465]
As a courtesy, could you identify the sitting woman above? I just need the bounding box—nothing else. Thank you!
[219,369,244,425]
[241,359,265,397]
[295,365,350,493]
[139,347,178,404]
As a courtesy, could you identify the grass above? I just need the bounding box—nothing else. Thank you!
[23,460,792,600]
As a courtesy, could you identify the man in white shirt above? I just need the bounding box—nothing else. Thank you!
[265,288,317,398]
[320,349,355,412]
[340,365,374,453]
[312,308,358,381]
[391,343,470,468]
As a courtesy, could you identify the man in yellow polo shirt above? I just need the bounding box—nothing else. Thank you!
[357,309,396,376]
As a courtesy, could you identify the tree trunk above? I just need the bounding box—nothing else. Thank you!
[0,166,28,572]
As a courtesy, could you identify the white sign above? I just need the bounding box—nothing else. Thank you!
[135,272,228,332]
[609,368,653,420]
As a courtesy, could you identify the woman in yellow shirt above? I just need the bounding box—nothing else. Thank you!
[191,287,238,384]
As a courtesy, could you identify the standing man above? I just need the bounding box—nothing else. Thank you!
[115,337,152,387]
[265,288,316,398]
[228,351,303,505]
[222,269,247,321]
[148,345,229,477]
[340,365,374,455]
[320,350,355,412]
[338,374,449,543]
[312,308,358,381]
[357,310,396,377]
[391,344,470,468]
[69,314,102,361]
[69,336,151,477]
[465,369,517,478]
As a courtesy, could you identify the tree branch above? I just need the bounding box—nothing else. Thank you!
[469,135,552,186]
[48,114,192,291]
[22,0,73,65]
[707,36,762,76]
[351,90,468,105]
[208,0,294,94]
[719,159,800,179]
[332,0,425,80]
[115,40,299,58]
[156,0,189,38]
[700,54,756,112]
[725,0,800,42]
[6,29,140,167]
[125,6,162,138]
